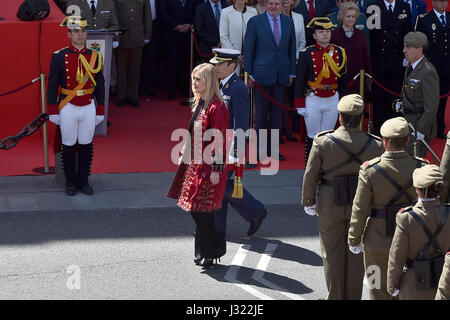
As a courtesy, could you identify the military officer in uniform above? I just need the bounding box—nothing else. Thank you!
[210,48,268,238]
[388,165,450,300]
[115,0,152,108]
[66,0,119,30]
[436,251,450,299]
[302,94,383,300]
[47,16,105,196]
[369,0,411,135]
[348,117,427,300]
[395,31,440,158]
[440,131,450,203]
[415,0,450,139]
[295,17,348,164]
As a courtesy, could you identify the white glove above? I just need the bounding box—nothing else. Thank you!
[297,108,307,117]
[144,39,150,44]
[95,115,104,125]
[304,204,317,216]
[411,130,425,141]
[49,114,60,125]
[391,288,399,297]
[113,41,119,49]
[394,101,403,112]
[349,244,364,254]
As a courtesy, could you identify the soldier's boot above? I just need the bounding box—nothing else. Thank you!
[61,144,78,196]
[305,136,313,165]
[77,142,94,195]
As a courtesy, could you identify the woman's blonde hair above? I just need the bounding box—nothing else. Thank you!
[190,63,225,111]
[337,2,360,25]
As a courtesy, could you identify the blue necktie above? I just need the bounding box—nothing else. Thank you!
[214,3,220,28]
[440,14,447,28]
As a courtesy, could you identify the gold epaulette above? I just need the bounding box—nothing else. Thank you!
[53,46,68,54]
[301,44,315,52]
[363,157,381,168]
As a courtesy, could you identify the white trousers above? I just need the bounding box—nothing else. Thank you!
[60,101,96,146]
[304,92,339,138]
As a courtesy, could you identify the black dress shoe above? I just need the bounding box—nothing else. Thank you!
[438,132,446,139]
[283,129,298,142]
[247,210,268,236]
[130,100,141,108]
[79,183,94,195]
[107,120,112,127]
[116,99,127,107]
[280,136,285,144]
[65,183,77,196]
[194,257,203,265]
[275,153,285,161]
[201,258,220,269]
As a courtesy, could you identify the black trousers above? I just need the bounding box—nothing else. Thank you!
[190,212,226,260]
[140,19,161,95]
[437,76,450,134]
[164,36,190,99]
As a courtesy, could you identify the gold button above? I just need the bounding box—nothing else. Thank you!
[65,61,68,64]
[67,76,70,79]
[66,69,69,72]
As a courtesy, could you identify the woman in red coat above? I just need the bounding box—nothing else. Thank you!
[167,63,230,269]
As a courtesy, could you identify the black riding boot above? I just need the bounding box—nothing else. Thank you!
[77,142,94,195]
[61,144,77,196]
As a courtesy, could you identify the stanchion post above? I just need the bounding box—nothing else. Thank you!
[40,73,50,174]
[189,25,194,100]
[359,69,365,131]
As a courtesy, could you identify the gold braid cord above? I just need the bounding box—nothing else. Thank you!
[76,51,103,86]
[322,46,347,78]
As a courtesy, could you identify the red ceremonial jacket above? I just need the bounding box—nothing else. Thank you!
[167,97,230,213]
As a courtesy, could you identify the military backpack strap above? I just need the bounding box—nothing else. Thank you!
[407,207,449,258]
[372,163,416,205]
[321,133,373,176]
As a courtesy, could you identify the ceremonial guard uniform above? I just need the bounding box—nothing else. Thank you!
[295,17,347,164]
[66,0,119,30]
[388,165,450,300]
[210,49,268,238]
[348,117,427,300]
[302,94,383,300]
[370,0,411,135]
[440,131,450,203]
[436,251,450,300]
[397,32,440,158]
[415,6,450,138]
[47,16,105,196]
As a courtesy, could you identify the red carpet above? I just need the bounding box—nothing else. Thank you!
[0,94,448,176]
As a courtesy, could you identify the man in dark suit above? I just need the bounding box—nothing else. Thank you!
[67,0,119,30]
[244,0,297,161]
[210,48,268,238]
[369,0,411,135]
[403,0,427,29]
[194,0,228,62]
[415,0,450,139]
[293,0,332,46]
[160,0,196,100]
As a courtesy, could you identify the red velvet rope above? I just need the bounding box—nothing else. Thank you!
[191,29,214,59]
[253,80,298,111]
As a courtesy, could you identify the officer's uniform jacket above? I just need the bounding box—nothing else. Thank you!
[348,151,427,251]
[415,10,450,80]
[440,132,450,203]
[47,45,105,116]
[302,126,383,207]
[435,251,450,300]
[401,56,440,141]
[66,0,119,30]
[388,200,450,300]
[115,0,152,48]
[294,43,347,108]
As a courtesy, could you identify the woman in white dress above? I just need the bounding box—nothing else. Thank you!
[281,0,306,141]
[219,0,257,76]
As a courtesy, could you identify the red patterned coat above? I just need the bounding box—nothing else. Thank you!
[167,97,230,213]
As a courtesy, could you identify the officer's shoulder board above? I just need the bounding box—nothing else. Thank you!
[398,205,413,215]
[363,157,381,168]
[365,132,382,141]
[317,129,335,137]
[301,44,315,53]
[53,46,69,54]
[413,156,429,164]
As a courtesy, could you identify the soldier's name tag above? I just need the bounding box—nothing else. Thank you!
[398,13,407,19]
[355,24,365,30]
[100,11,111,14]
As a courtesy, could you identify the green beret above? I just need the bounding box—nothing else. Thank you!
[404,31,428,48]
[337,94,364,115]
[380,117,410,138]
[413,164,443,188]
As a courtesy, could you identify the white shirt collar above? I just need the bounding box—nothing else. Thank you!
[411,55,424,69]
[87,0,97,7]
[384,150,406,155]
[221,72,234,89]
[384,0,395,10]
[418,197,438,202]
[433,9,446,21]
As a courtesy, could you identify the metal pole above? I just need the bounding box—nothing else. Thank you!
[359,69,365,131]
[189,25,194,100]
[40,73,50,173]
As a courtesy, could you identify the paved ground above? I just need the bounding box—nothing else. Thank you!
[0,170,370,300]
